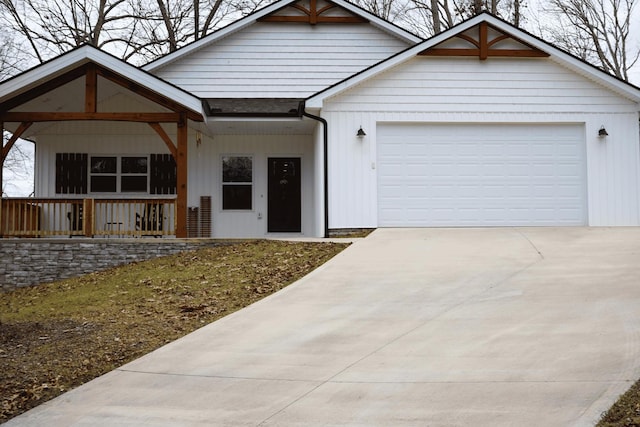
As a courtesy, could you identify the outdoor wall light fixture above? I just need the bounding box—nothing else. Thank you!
[357,126,366,138]
[598,126,609,138]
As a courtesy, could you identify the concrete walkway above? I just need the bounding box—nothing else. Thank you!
[7,228,640,426]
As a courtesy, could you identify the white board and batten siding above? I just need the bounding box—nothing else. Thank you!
[37,124,317,237]
[322,56,640,228]
[153,22,412,98]
[35,122,174,198]
[188,133,316,238]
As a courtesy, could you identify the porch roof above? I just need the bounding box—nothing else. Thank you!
[204,98,305,117]
[0,45,205,129]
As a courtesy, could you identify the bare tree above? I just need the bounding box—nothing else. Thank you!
[0,35,25,80]
[355,0,411,21]
[121,0,271,61]
[0,0,274,65]
[545,0,639,81]
[0,0,141,64]
[0,35,34,196]
[454,0,525,18]
[401,0,526,37]
[1,131,34,197]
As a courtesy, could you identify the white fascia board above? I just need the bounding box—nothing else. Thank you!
[0,47,92,102]
[144,0,422,72]
[0,46,203,116]
[307,13,640,108]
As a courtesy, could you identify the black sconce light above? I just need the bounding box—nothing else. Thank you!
[356,126,366,138]
[598,126,609,138]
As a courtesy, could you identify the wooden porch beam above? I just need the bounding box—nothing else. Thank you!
[94,66,203,122]
[419,49,481,57]
[310,0,317,24]
[419,48,549,58]
[0,121,3,236]
[485,49,549,58]
[85,63,97,113]
[148,122,177,159]
[2,121,32,161]
[487,34,510,48]
[1,112,182,123]
[175,113,188,238]
[457,34,480,48]
[479,22,488,60]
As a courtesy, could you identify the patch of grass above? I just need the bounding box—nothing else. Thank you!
[598,380,640,427]
[0,240,348,423]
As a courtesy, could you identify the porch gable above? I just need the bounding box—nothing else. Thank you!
[0,47,205,238]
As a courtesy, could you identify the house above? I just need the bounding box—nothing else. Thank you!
[1,0,639,239]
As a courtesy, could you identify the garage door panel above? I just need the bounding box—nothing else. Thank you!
[377,123,586,226]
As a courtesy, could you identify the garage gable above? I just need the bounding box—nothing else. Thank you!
[307,13,640,108]
[318,15,640,230]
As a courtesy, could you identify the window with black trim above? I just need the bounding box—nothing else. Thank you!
[222,156,252,210]
[90,156,117,192]
[121,157,148,192]
[88,156,147,193]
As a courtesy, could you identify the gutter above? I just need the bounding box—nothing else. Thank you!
[302,110,329,238]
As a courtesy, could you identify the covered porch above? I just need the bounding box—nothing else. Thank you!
[0,47,204,238]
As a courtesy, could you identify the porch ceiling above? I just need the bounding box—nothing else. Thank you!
[5,77,172,139]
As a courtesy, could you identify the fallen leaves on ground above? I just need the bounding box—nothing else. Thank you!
[599,379,640,427]
[0,240,348,423]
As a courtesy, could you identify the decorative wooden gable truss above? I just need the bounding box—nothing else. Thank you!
[419,21,549,59]
[258,0,368,24]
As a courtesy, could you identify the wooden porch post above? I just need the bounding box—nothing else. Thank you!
[83,198,94,237]
[176,113,188,238]
[0,121,3,237]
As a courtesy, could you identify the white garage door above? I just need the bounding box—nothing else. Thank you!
[377,123,587,226]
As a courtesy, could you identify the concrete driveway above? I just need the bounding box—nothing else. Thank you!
[7,228,640,426]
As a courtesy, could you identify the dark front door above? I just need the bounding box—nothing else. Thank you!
[268,157,301,232]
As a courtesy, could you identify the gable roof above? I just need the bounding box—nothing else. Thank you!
[143,0,422,72]
[306,12,640,108]
[0,45,204,118]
